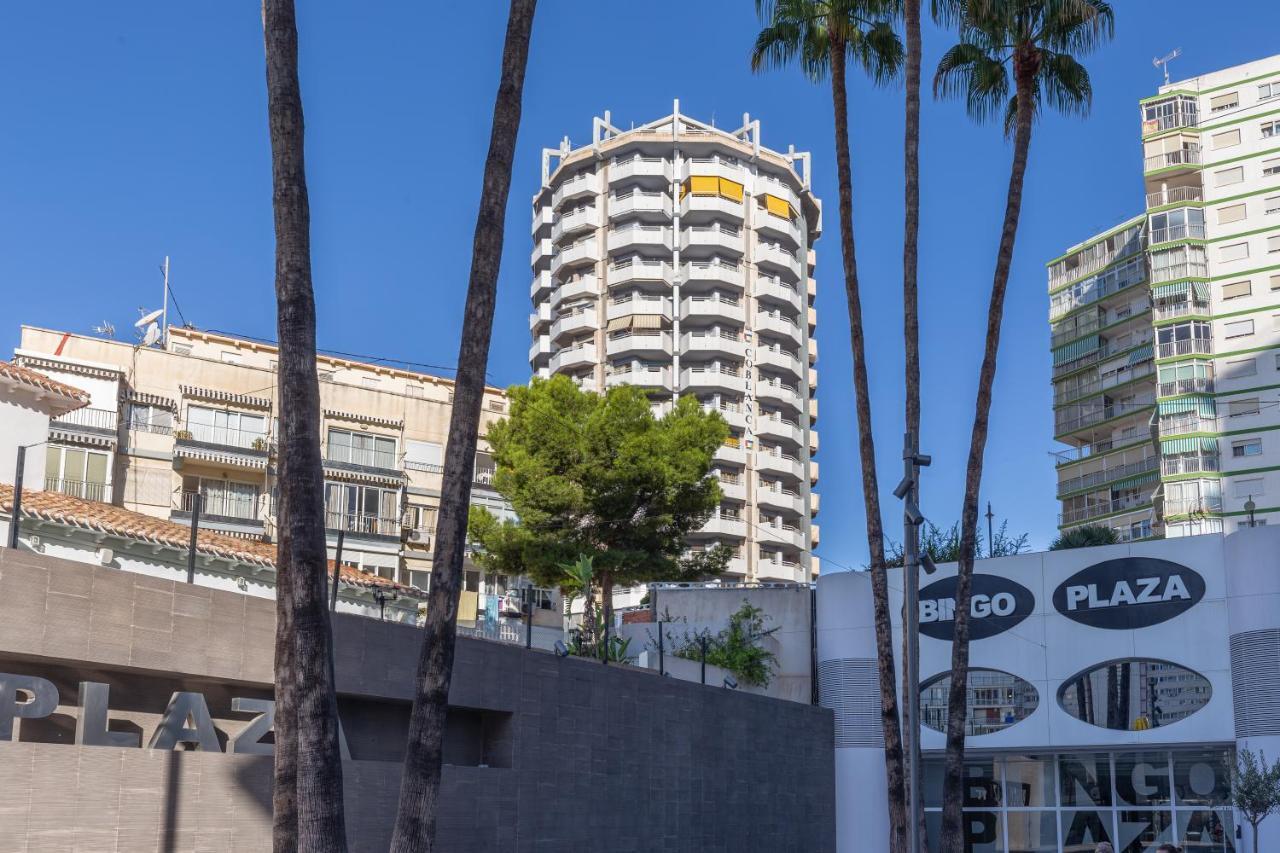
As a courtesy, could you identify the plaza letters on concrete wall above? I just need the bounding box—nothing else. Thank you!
[1052,557,1205,629]
[918,573,1035,641]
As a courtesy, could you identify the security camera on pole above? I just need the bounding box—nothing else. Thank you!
[894,431,933,853]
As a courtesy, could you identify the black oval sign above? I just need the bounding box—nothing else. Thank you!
[918,574,1035,641]
[1052,557,1205,630]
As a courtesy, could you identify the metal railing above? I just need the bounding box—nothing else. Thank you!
[325,445,397,471]
[1048,257,1147,319]
[1160,413,1216,435]
[403,460,443,474]
[181,424,269,451]
[44,477,108,502]
[1157,338,1213,358]
[1054,361,1155,407]
[52,407,117,431]
[1146,186,1203,208]
[1145,147,1201,172]
[1159,377,1214,396]
[1150,224,1206,244]
[1059,495,1152,525]
[324,509,400,537]
[1162,454,1220,476]
[1057,456,1158,497]
[1154,300,1210,321]
[177,490,260,522]
[1164,496,1224,516]
[1151,261,1209,283]
[1051,314,1103,348]
[1055,401,1153,435]
[474,466,497,487]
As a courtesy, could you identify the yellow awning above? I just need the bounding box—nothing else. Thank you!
[688,175,718,196]
[718,178,744,202]
[763,193,794,219]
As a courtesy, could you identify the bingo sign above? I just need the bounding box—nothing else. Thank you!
[918,574,1035,641]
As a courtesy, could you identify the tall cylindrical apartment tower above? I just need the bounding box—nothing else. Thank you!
[530,105,821,586]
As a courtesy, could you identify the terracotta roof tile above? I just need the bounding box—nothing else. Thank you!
[0,484,424,597]
[0,361,90,406]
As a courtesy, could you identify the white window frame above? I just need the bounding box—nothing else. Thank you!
[1220,242,1250,262]
[1226,357,1258,378]
[1233,477,1264,499]
[1224,319,1255,338]
[1263,120,1280,139]
[1215,166,1245,186]
[1228,397,1261,417]
[1218,203,1247,224]
[1232,439,1263,458]
[1221,279,1252,299]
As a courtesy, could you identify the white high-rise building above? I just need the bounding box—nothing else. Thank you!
[1050,53,1280,539]
[529,105,821,583]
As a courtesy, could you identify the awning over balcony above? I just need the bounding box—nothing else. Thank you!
[1158,397,1216,417]
[174,443,269,470]
[124,391,177,411]
[1112,470,1159,490]
[1052,334,1100,366]
[179,384,272,410]
[606,314,667,332]
[1128,343,1154,365]
[1151,281,1211,301]
[1161,436,1219,454]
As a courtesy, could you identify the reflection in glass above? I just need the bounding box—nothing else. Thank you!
[1117,809,1174,853]
[1174,749,1233,807]
[925,810,1001,853]
[1060,753,1113,807]
[1176,808,1235,851]
[1059,659,1212,730]
[1004,755,1056,808]
[1062,809,1113,850]
[923,757,1001,809]
[921,669,1038,736]
[1116,751,1172,807]
[1005,811,1057,853]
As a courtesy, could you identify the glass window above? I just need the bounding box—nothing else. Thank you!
[1210,92,1238,112]
[1224,319,1254,338]
[1116,751,1172,807]
[1059,661,1213,730]
[1175,808,1235,851]
[1263,120,1280,139]
[1221,279,1251,299]
[1003,811,1057,853]
[1220,242,1249,262]
[1262,82,1280,100]
[1233,477,1264,498]
[1117,810,1176,850]
[920,670,1038,737]
[923,756,1001,809]
[1062,809,1114,849]
[1173,748,1233,807]
[1233,439,1263,458]
[1267,196,1280,216]
[1004,755,1056,807]
[1212,128,1241,148]
[1265,158,1280,177]
[1228,398,1260,416]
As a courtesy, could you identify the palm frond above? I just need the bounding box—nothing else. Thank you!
[1037,49,1092,117]
[849,19,905,85]
[934,41,1009,125]
[1043,0,1114,56]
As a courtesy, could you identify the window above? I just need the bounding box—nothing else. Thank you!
[1234,477,1265,498]
[1262,81,1280,100]
[1059,660,1212,729]
[44,445,110,502]
[362,377,379,389]
[920,670,1038,736]
[323,482,399,535]
[1220,242,1250,262]
[1211,128,1240,149]
[403,439,443,473]
[1265,158,1280,177]
[1233,439,1263,458]
[127,403,173,434]
[1210,92,1238,112]
[404,504,438,533]
[1225,319,1255,338]
[1264,121,1280,139]
[1270,235,1280,254]
[1218,203,1247,224]
[1215,166,1244,186]
[220,351,241,365]
[326,428,397,469]
[185,406,266,449]
[1225,357,1257,378]
[181,475,259,520]
[1222,279,1252,299]
[1268,196,1280,216]
[1228,397,1261,417]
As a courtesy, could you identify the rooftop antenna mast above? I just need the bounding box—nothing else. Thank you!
[160,256,170,349]
[1153,48,1181,86]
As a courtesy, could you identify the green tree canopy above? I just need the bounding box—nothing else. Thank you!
[467,375,732,606]
[1050,524,1119,551]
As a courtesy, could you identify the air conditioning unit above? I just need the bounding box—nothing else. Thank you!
[97,548,114,566]
[28,535,43,553]
[407,530,431,546]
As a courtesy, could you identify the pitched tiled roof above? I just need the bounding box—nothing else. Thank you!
[0,361,90,407]
[0,484,424,597]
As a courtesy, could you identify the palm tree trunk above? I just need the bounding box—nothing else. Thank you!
[938,58,1036,853]
[262,2,348,849]
[900,2,926,848]
[828,32,907,853]
[390,2,536,849]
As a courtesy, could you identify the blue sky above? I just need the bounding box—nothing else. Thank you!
[4,2,1279,569]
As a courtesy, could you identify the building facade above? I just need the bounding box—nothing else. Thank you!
[529,106,821,587]
[12,325,548,623]
[1051,53,1280,539]
[820,528,1280,852]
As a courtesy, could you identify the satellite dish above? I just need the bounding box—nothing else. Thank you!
[142,323,161,347]
[135,307,164,328]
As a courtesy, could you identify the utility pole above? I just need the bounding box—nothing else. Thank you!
[330,529,345,612]
[895,432,931,853]
[160,256,170,348]
[985,501,995,557]
[7,446,26,549]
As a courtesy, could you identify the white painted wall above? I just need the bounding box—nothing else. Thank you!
[0,392,51,487]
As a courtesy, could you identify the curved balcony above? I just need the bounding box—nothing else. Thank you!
[529,335,552,367]
[552,205,601,242]
[607,294,671,322]
[698,515,748,539]
[531,270,553,301]
[681,330,746,360]
[605,330,671,358]
[680,193,744,221]
[681,225,744,257]
[1159,377,1214,397]
[682,260,744,291]
[703,402,748,432]
[754,174,801,211]
[551,274,601,308]
[754,311,803,344]
[531,238,553,270]
[605,363,672,392]
[680,157,746,184]
[531,205,553,237]
[549,343,597,374]
[757,486,803,516]
[609,155,671,185]
[681,365,747,396]
[715,441,747,467]
[1157,338,1212,358]
[550,308,599,342]
[756,242,802,279]
[757,448,804,481]
[682,295,745,324]
[610,189,671,219]
[757,522,804,549]
[529,300,552,334]
[755,346,802,379]
[755,276,802,310]
[608,258,672,287]
[552,171,601,208]
[1144,146,1201,175]
[755,209,802,247]
[756,414,803,446]
[607,224,670,254]
[756,378,802,411]
[551,238,600,278]
[714,473,747,503]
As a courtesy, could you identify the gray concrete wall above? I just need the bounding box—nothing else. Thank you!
[0,549,834,852]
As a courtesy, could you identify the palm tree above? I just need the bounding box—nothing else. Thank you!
[1050,523,1119,549]
[752,3,908,849]
[261,1,348,849]
[389,1,537,850]
[932,2,1114,848]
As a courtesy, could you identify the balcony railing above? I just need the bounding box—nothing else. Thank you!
[181,424,269,451]
[1059,495,1152,525]
[1051,314,1103,349]
[1151,262,1209,283]
[1159,377,1214,396]
[1164,496,1224,516]
[52,407,117,432]
[1160,414,1216,435]
[1153,300,1210,321]
[44,477,108,502]
[1161,454,1220,476]
[1055,401,1154,435]
[474,466,498,487]
[1054,361,1155,407]
[324,509,400,537]
[325,446,398,471]
[1149,224,1206,244]
[1146,186,1203,208]
[1145,147,1201,172]
[1057,456,1159,497]
[1157,338,1213,358]
[1047,237,1144,291]
[176,490,260,523]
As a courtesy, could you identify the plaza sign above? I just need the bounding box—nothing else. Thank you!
[1052,557,1205,630]
[918,574,1035,641]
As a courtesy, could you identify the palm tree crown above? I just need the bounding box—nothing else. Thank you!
[934,0,1113,132]
[751,0,904,83]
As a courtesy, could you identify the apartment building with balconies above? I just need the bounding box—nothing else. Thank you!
[530,105,821,585]
[12,325,542,619]
[1050,53,1280,539]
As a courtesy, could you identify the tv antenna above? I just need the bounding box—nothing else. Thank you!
[1153,48,1181,86]
[92,321,116,339]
